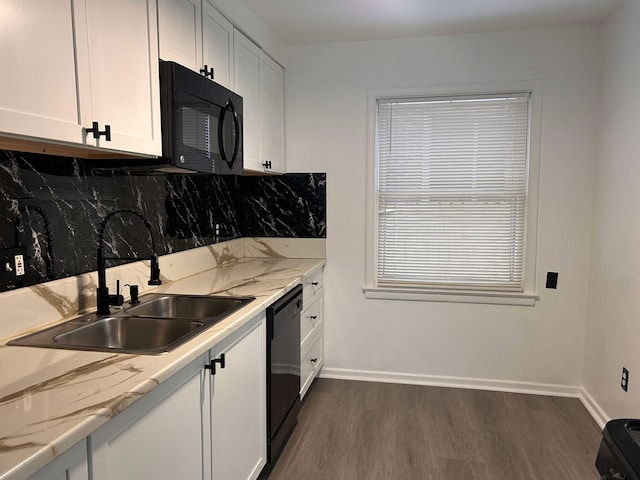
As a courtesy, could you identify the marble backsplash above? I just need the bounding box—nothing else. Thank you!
[0,149,326,292]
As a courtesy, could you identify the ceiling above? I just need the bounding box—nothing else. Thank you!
[242,0,622,46]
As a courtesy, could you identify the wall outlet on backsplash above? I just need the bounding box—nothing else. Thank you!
[0,246,28,289]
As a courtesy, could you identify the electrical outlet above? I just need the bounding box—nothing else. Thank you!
[0,247,28,289]
[14,254,25,276]
[621,367,629,392]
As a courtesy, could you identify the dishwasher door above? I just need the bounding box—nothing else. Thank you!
[265,284,303,472]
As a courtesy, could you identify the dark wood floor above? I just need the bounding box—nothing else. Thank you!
[269,378,602,480]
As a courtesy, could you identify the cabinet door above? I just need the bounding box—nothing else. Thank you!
[209,313,266,480]
[29,440,89,480]
[91,356,207,480]
[82,0,162,155]
[233,30,262,172]
[202,1,234,90]
[158,0,202,72]
[0,1,85,144]
[260,55,285,173]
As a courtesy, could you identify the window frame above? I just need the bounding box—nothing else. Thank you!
[364,82,542,306]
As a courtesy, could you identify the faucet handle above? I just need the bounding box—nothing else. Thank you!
[148,253,162,285]
[109,279,124,307]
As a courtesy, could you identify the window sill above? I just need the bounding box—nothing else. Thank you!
[362,286,539,306]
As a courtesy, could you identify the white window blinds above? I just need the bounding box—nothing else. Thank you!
[376,93,530,291]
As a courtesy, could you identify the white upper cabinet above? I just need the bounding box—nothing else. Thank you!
[0,0,162,156]
[234,30,262,172]
[260,54,285,174]
[0,1,86,146]
[202,1,234,89]
[80,0,162,155]
[158,0,234,89]
[234,29,285,174]
[157,0,202,71]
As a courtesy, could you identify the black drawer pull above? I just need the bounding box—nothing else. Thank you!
[309,315,317,320]
[310,358,318,363]
[205,354,225,375]
[311,282,319,286]
[262,161,272,169]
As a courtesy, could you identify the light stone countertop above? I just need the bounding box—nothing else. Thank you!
[0,248,325,480]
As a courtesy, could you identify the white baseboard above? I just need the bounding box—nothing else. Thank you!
[320,367,583,397]
[578,387,610,428]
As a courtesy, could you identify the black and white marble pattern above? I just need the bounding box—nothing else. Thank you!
[242,173,326,238]
[0,150,326,292]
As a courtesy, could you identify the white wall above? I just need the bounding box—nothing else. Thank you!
[584,0,640,419]
[284,26,601,391]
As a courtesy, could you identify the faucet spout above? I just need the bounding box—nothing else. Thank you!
[96,210,161,315]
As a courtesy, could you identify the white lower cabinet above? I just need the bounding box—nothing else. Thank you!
[300,268,324,399]
[87,311,265,480]
[90,354,207,480]
[30,440,89,480]
[29,312,266,479]
[208,313,266,480]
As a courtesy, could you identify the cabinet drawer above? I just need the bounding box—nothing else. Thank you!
[301,295,323,349]
[300,332,323,399]
[302,269,323,304]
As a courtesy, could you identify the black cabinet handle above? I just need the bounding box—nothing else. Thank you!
[86,122,111,141]
[204,353,225,375]
[311,282,319,286]
[262,161,272,170]
[200,65,214,79]
[310,358,318,363]
[310,315,317,320]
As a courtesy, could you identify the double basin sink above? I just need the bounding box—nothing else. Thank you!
[9,293,254,354]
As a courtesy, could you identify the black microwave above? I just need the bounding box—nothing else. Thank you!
[159,60,243,174]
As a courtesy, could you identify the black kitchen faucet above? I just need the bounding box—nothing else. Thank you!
[96,209,161,315]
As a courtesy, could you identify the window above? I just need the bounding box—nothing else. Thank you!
[365,87,540,305]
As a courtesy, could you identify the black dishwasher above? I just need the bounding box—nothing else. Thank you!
[261,284,303,478]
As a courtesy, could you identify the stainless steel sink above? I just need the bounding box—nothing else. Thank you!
[53,316,204,353]
[124,294,251,319]
[8,293,255,354]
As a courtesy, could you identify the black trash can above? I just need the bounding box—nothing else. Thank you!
[596,419,640,480]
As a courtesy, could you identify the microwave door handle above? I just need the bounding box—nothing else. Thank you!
[218,104,228,162]
[229,101,240,165]
[217,100,240,168]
